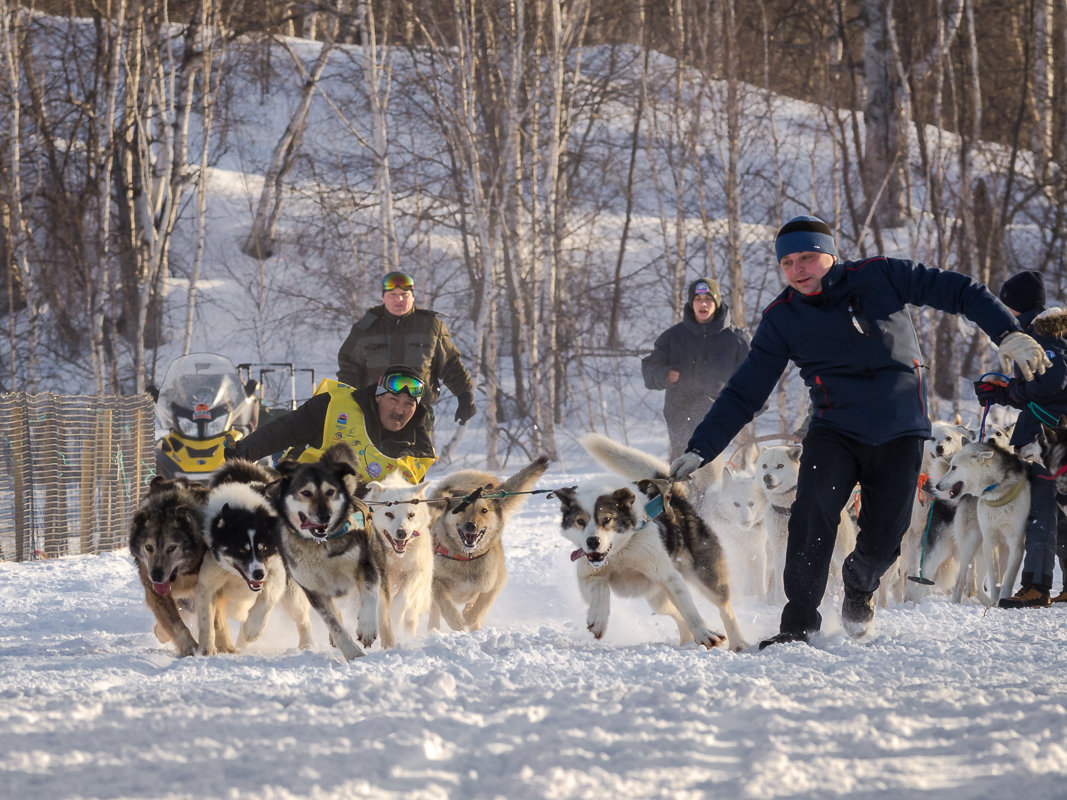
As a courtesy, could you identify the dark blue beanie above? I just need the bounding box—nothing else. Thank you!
[998,270,1045,313]
[774,215,837,263]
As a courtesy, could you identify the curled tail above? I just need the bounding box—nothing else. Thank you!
[579,433,669,481]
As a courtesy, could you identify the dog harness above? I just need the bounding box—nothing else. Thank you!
[297,381,434,483]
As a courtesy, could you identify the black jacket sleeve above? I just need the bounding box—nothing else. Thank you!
[232,393,331,462]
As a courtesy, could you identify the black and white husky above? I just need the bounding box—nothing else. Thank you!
[197,461,313,655]
[269,443,383,660]
[554,433,746,651]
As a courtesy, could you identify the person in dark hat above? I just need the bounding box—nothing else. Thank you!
[641,277,751,465]
[670,215,1051,649]
[227,363,436,484]
[973,270,1067,606]
[337,271,476,428]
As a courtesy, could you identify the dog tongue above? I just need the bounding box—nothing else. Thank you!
[151,581,172,596]
[570,548,586,562]
[247,579,263,592]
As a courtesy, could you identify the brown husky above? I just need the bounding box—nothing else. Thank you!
[428,455,551,632]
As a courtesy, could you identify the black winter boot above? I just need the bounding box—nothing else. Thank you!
[841,587,874,638]
[758,631,809,650]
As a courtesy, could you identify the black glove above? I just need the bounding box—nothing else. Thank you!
[223,434,243,461]
[973,380,1011,407]
[455,393,477,424]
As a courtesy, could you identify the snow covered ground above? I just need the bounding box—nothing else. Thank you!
[2,456,1066,800]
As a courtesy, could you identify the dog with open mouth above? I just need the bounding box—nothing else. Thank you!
[129,476,214,657]
[360,471,433,648]
[935,440,1031,606]
[269,443,382,659]
[427,455,551,632]
[196,461,313,656]
[555,433,747,651]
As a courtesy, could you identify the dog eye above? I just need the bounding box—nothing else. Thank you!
[143,544,155,554]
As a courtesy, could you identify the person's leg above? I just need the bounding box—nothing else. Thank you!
[998,463,1056,607]
[1056,494,1067,601]
[777,427,859,637]
[839,436,924,636]
[843,436,925,595]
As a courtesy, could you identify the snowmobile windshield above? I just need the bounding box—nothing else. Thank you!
[154,354,255,440]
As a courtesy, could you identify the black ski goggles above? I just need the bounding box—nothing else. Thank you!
[378,372,425,399]
[382,271,414,292]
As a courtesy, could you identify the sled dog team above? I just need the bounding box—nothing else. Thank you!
[130,418,1064,660]
[130,433,756,659]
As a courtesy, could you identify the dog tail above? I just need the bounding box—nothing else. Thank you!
[497,455,552,516]
[579,433,669,482]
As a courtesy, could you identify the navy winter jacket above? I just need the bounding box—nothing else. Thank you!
[686,256,1021,463]
[1006,307,1067,447]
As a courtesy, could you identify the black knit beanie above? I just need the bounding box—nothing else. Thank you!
[998,270,1045,313]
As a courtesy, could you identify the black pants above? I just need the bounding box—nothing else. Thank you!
[780,427,924,635]
[1016,462,1056,590]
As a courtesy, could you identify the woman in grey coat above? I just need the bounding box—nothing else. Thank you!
[641,278,751,461]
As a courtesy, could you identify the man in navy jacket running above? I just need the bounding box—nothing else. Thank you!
[670,215,1051,649]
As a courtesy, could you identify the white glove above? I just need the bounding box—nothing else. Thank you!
[998,331,1052,381]
[669,451,705,480]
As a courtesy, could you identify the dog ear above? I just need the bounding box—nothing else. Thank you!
[274,459,301,477]
[787,443,803,461]
[128,509,148,547]
[611,487,636,511]
[551,486,577,512]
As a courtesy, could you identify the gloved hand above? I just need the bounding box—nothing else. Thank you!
[998,332,1052,381]
[973,379,1010,407]
[669,451,705,480]
[223,434,243,461]
[455,392,477,425]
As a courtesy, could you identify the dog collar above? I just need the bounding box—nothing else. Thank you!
[1054,465,1067,479]
[980,479,1027,507]
[771,504,792,516]
[323,510,367,540]
[432,536,487,561]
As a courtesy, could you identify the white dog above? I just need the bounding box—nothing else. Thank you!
[361,472,434,648]
[935,441,1030,605]
[899,422,969,603]
[702,467,769,601]
[756,443,856,603]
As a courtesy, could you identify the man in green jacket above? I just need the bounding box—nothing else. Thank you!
[338,271,476,427]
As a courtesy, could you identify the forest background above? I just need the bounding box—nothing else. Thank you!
[3,0,1067,468]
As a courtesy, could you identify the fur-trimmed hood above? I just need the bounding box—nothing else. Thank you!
[1032,307,1067,338]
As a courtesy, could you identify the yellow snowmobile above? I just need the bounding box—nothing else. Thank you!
[153,353,259,483]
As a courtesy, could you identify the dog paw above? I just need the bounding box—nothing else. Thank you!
[356,628,378,649]
[696,628,727,649]
[198,644,217,657]
[587,619,607,639]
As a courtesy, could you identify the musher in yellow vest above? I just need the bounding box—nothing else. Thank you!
[226,363,435,483]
